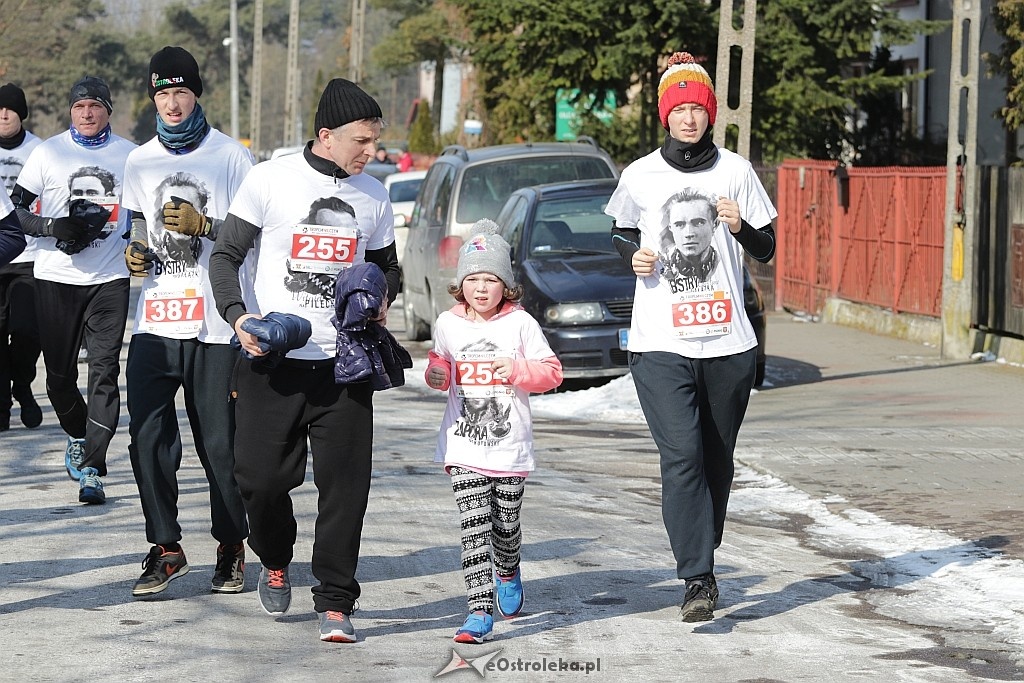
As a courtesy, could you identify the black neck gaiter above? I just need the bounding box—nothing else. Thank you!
[0,126,26,150]
[660,130,719,172]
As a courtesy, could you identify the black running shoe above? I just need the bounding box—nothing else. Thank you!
[132,545,189,597]
[680,573,719,622]
[211,543,245,593]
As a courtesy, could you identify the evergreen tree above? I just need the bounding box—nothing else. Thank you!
[408,98,437,154]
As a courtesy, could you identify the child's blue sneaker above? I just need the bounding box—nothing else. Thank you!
[65,437,85,481]
[453,611,493,644]
[495,568,524,618]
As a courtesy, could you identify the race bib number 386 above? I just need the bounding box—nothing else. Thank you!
[671,292,733,339]
[290,223,358,275]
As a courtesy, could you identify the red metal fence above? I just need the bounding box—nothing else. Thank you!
[775,160,946,317]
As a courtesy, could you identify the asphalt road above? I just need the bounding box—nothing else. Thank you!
[1,289,1021,682]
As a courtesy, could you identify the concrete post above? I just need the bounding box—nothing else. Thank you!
[712,0,757,158]
[941,0,981,359]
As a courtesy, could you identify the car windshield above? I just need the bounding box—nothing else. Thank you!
[456,156,614,224]
[529,194,616,255]
[389,178,423,203]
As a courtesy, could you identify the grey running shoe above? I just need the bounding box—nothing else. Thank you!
[132,545,190,596]
[211,543,246,593]
[78,467,105,504]
[680,574,719,622]
[318,610,357,643]
[258,565,291,615]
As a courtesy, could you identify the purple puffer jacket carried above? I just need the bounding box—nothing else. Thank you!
[332,262,412,390]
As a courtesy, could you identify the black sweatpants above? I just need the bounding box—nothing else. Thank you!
[127,334,248,547]
[232,358,373,614]
[0,262,41,416]
[629,348,756,581]
[35,277,129,475]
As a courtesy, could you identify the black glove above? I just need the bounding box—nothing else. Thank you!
[125,240,159,277]
[49,215,92,243]
[55,199,112,255]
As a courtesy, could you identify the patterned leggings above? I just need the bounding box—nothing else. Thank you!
[450,466,526,614]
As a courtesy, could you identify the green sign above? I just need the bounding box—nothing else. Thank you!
[555,88,616,141]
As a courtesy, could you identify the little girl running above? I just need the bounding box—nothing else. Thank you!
[425,219,563,644]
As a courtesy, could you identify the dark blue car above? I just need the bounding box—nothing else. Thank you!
[494,179,766,385]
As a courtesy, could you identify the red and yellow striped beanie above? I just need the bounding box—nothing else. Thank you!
[657,52,717,128]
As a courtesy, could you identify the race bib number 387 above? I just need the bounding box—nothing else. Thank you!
[141,287,204,336]
[290,223,358,275]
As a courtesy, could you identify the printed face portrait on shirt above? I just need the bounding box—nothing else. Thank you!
[283,196,358,300]
[68,165,116,200]
[0,156,23,193]
[659,189,720,290]
[153,171,209,266]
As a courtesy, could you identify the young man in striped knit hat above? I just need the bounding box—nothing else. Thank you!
[606,52,777,621]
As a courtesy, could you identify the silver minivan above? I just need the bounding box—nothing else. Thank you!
[401,139,619,340]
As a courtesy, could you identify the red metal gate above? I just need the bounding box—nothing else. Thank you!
[776,161,945,317]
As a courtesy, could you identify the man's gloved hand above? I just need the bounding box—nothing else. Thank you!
[49,215,92,243]
[55,199,112,255]
[162,195,209,237]
[125,240,158,277]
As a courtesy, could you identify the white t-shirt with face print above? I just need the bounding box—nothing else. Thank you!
[16,130,137,285]
[2,130,42,265]
[121,130,254,342]
[606,146,776,359]
[226,151,395,359]
[431,307,555,473]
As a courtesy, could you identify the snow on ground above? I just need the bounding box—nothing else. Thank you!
[405,357,1024,662]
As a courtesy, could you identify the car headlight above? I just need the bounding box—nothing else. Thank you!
[544,302,604,325]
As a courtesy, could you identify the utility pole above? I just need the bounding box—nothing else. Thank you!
[349,0,365,83]
[284,0,301,146]
[250,0,264,155]
[712,0,757,159]
[941,0,981,359]
[229,0,239,139]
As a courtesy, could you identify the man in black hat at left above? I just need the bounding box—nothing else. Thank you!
[0,83,42,431]
[10,75,137,504]
[210,77,399,644]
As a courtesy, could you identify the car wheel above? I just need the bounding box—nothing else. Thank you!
[403,298,430,341]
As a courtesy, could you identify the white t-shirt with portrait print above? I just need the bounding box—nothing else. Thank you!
[226,150,395,360]
[605,146,776,359]
[2,129,42,264]
[15,129,137,285]
[121,129,254,343]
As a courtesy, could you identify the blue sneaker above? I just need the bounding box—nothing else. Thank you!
[65,437,85,481]
[78,467,105,504]
[495,568,524,618]
[453,611,493,644]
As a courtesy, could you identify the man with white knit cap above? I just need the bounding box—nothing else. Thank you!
[605,51,777,622]
[210,77,398,643]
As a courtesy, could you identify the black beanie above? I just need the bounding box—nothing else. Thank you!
[69,76,113,114]
[149,46,203,99]
[0,83,28,120]
[314,79,382,132]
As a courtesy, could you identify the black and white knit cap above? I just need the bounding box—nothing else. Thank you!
[148,46,204,99]
[455,219,517,288]
[314,78,382,132]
